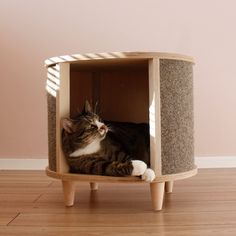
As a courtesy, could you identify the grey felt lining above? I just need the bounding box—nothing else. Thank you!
[47,93,56,171]
[160,59,194,175]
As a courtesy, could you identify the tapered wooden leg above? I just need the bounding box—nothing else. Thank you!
[62,180,76,207]
[150,182,165,211]
[165,181,174,193]
[90,182,98,191]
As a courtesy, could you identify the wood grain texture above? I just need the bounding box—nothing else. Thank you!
[2,225,236,236]
[0,213,19,226]
[10,211,236,227]
[0,169,236,236]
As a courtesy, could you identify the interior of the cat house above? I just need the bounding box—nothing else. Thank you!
[50,59,149,174]
[70,59,149,123]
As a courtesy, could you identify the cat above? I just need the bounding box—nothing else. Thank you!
[61,101,155,182]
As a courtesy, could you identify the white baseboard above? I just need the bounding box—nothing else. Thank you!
[0,159,48,170]
[195,156,236,168]
[0,156,235,170]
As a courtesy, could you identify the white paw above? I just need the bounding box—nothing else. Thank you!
[131,160,147,176]
[142,168,156,182]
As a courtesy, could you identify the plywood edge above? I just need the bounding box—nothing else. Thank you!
[45,167,143,183]
[154,167,198,182]
[45,166,197,183]
[149,58,162,176]
[45,52,194,67]
[56,63,70,173]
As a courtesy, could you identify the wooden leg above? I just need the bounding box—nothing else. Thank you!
[165,181,174,193]
[90,182,98,191]
[150,182,165,211]
[62,180,76,207]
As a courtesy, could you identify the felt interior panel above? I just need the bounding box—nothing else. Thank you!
[47,93,56,171]
[160,59,194,175]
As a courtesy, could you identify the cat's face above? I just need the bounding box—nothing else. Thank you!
[62,102,108,148]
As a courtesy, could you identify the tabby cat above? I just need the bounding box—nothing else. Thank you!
[61,101,155,182]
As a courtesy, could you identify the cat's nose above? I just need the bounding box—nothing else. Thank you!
[98,125,108,134]
[99,125,107,132]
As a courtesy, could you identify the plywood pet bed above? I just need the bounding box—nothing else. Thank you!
[45,51,197,211]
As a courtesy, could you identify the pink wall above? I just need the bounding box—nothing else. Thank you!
[0,0,235,159]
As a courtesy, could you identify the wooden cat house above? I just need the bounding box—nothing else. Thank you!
[45,51,197,211]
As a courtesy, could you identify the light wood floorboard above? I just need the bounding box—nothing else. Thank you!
[0,169,236,235]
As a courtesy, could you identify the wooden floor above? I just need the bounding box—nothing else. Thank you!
[0,169,236,236]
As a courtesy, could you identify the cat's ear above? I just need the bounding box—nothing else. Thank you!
[83,100,92,113]
[62,118,74,133]
[94,101,99,114]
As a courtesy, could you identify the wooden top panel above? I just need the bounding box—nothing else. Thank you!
[45,52,194,67]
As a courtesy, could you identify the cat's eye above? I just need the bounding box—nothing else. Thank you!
[90,124,97,129]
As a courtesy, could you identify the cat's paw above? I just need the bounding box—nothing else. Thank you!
[131,160,147,176]
[142,168,156,182]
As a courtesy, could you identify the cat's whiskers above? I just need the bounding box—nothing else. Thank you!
[105,124,113,132]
